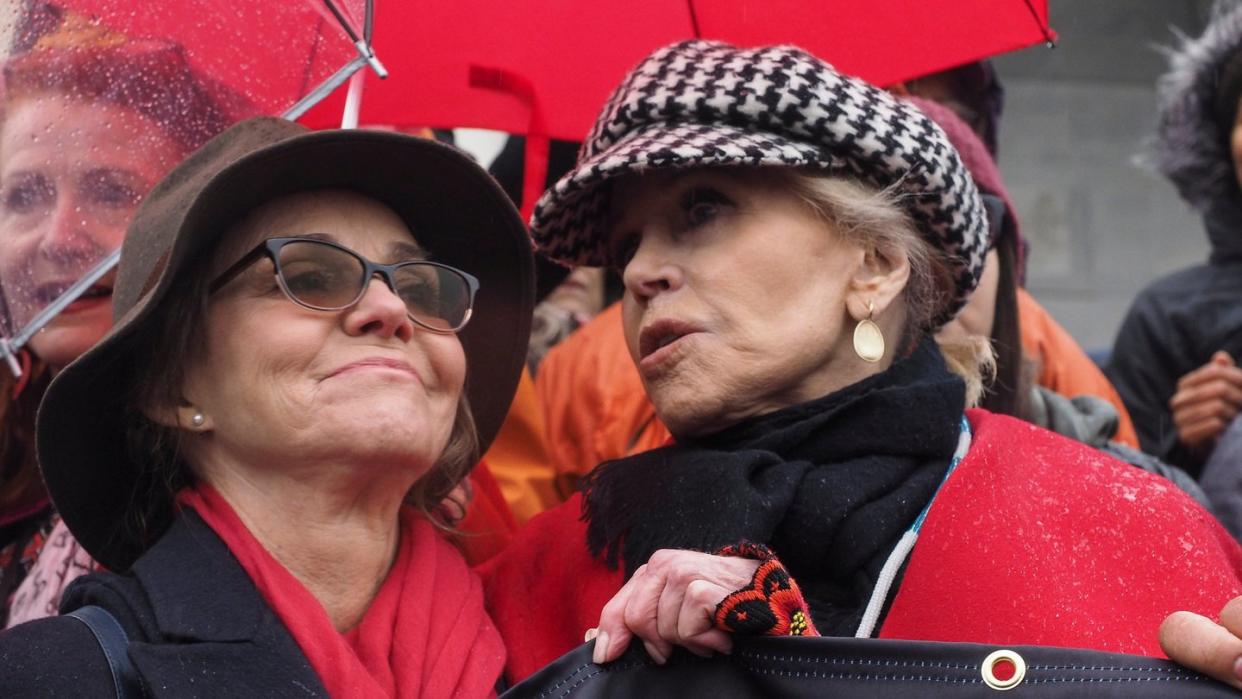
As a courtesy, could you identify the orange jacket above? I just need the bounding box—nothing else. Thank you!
[536,303,669,491]
[453,369,554,565]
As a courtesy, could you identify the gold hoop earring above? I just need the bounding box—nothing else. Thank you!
[853,301,885,363]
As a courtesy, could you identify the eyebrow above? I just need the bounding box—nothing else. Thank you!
[389,241,429,261]
[291,232,428,261]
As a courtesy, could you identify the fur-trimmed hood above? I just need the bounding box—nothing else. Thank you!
[1152,1,1242,212]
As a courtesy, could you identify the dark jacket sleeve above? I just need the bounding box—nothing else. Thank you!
[1107,282,1201,475]
[0,615,115,697]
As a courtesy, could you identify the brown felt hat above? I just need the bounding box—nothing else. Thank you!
[36,117,534,571]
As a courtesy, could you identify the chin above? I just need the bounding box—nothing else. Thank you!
[336,403,453,457]
[651,390,728,440]
[27,326,106,371]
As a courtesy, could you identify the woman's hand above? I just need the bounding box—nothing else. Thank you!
[1159,597,1242,690]
[1170,352,1242,453]
[590,549,760,665]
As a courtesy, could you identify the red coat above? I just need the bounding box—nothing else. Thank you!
[480,410,1242,683]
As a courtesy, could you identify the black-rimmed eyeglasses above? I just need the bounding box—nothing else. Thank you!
[208,236,479,334]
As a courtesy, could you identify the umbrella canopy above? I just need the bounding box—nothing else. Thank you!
[0,0,380,374]
[301,0,1055,140]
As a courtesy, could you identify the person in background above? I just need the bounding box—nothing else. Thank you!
[903,59,1006,158]
[910,96,1200,500]
[472,136,605,525]
[1108,1,1242,477]
[0,18,245,627]
[0,117,529,696]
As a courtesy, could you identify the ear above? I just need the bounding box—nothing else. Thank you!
[845,240,911,322]
[143,398,213,432]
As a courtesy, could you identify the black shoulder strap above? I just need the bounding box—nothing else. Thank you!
[66,605,145,699]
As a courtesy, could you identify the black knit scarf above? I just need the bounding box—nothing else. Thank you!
[582,338,966,636]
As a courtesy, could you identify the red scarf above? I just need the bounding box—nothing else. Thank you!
[178,484,504,698]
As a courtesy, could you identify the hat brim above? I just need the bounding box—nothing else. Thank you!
[530,122,836,267]
[37,128,533,571]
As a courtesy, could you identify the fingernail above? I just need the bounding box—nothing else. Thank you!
[1232,656,1242,682]
[584,627,598,642]
[643,640,667,665]
[592,631,609,664]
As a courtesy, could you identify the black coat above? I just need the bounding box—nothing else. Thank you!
[1106,200,1242,477]
[0,509,326,697]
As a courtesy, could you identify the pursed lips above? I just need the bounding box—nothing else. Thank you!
[325,357,422,383]
[638,317,704,366]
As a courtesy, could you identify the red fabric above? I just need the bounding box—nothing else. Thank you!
[453,462,519,566]
[179,484,504,698]
[483,409,1242,683]
[300,2,1054,140]
[477,493,622,682]
[879,410,1242,655]
[0,496,48,529]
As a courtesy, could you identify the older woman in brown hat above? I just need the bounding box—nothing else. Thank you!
[0,117,532,697]
[482,41,1242,688]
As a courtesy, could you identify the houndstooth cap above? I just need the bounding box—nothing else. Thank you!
[529,40,989,327]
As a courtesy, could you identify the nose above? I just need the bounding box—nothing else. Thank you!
[37,196,105,266]
[341,272,414,342]
[621,231,684,304]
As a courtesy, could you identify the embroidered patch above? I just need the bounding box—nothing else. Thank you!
[713,542,819,637]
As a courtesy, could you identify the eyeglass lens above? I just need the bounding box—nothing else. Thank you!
[275,240,471,330]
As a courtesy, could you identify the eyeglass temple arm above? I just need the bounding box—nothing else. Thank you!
[208,246,270,294]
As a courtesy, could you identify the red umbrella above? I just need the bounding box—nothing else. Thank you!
[300,0,1053,217]
[49,0,384,119]
[301,0,1055,139]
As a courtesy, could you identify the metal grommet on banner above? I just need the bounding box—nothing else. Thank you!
[981,649,1026,691]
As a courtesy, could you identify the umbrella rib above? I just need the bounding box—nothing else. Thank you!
[686,0,701,38]
[1021,0,1057,47]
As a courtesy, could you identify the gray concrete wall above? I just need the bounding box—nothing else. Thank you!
[993,0,1217,351]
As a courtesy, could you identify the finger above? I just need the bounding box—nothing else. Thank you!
[1173,400,1239,432]
[623,565,674,663]
[656,571,689,645]
[1171,382,1242,413]
[1177,364,1242,392]
[1179,417,1229,448]
[595,570,642,664]
[1214,351,1236,367]
[679,578,731,640]
[1160,611,1242,690]
[1219,597,1242,639]
[681,629,735,657]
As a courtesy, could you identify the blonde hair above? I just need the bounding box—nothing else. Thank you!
[779,169,995,406]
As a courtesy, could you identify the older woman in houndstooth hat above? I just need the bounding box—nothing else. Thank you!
[483,40,1242,685]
